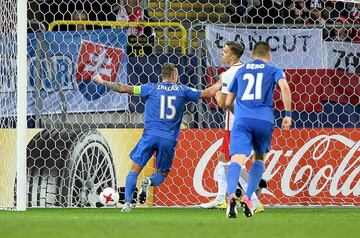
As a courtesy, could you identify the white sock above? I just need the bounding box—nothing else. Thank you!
[240,166,249,181]
[215,161,229,201]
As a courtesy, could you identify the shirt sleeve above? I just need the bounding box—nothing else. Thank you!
[274,67,286,83]
[228,70,240,95]
[221,71,231,94]
[138,84,154,97]
[183,86,201,102]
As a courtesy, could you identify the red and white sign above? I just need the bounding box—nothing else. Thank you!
[204,26,360,112]
[76,41,124,82]
[155,129,360,206]
[206,68,360,112]
[275,69,360,112]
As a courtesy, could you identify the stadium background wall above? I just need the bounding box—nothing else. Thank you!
[0,128,358,207]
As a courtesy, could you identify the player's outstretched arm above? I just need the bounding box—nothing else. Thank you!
[278,78,292,130]
[93,74,134,95]
[200,79,222,99]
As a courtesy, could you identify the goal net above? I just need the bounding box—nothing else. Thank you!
[0,0,359,210]
[0,0,27,211]
[0,1,17,210]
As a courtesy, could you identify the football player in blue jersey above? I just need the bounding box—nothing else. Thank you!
[224,41,292,218]
[93,63,221,212]
[200,41,267,212]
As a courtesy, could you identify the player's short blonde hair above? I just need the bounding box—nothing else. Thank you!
[161,63,177,80]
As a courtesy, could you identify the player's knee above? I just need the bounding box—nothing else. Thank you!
[217,152,227,162]
[150,171,168,186]
[230,154,246,166]
[130,162,143,174]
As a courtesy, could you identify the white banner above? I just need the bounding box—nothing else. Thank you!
[205,25,326,69]
[326,41,360,74]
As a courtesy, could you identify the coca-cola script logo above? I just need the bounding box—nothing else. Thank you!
[194,134,360,200]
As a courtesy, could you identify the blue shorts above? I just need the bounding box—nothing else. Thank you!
[129,134,177,172]
[230,118,274,157]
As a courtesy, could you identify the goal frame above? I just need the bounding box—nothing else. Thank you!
[16,0,28,211]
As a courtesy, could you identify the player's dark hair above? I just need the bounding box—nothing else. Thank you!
[161,63,176,80]
[253,41,271,57]
[225,41,244,59]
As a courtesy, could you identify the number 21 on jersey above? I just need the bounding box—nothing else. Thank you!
[160,95,176,119]
[241,73,263,101]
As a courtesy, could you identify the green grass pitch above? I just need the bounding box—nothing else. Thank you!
[0,208,359,238]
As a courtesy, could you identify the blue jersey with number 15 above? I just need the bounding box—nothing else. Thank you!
[229,59,286,124]
[139,82,201,139]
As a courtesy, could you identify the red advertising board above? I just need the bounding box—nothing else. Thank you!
[155,128,360,206]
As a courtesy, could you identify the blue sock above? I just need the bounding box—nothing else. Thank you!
[246,160,264,198]
[125,171,138,203]
[150,173,166,186]
[226,162,241,197]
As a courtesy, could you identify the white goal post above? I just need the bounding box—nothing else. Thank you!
[16,0,28,211]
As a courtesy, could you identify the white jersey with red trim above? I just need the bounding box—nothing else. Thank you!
[221,63,243,131]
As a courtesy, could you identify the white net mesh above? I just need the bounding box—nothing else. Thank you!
[0,0,18,210]
[0,0,359,208]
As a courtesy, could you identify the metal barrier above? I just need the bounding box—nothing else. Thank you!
[48,20,187,55]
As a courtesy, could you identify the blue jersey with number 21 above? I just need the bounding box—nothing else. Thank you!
[229,59,286,124]
[140,82,201,139]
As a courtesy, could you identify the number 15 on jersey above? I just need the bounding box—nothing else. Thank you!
[160,95,176,119]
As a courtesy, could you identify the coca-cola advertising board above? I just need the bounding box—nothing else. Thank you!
[155,128,360,206]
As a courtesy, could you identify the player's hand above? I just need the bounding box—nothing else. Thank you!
[282,116,292,130]
[215,91,222,103]
[93,74,104,84]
